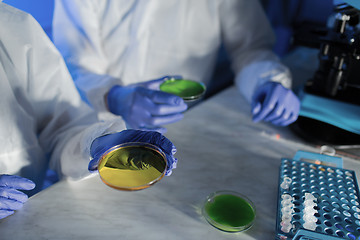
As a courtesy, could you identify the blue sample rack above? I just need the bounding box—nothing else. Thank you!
[276,151,360,240]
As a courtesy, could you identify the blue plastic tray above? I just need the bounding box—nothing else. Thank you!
[275,151,360,240]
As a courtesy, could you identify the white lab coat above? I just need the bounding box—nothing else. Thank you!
[0,3,126,194]
[53,0,292,113]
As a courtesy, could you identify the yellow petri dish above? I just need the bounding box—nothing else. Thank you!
[97,142,167,191]
[202,190,256,232]
[160,79,206,101]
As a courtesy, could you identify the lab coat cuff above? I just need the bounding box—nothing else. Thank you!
[75,73,119,113]
[60,118,126,180]
[236,60,292,103]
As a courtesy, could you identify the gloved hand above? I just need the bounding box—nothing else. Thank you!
[107,76,188,133]
[0,175,36,219]
[251,82,300,126]
[89,129,177,176]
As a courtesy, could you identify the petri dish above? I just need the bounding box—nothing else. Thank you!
[202,190,256,232]
[160,78,206,101]
[97,142,167,191]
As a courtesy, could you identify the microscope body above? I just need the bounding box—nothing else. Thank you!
[303,4,360,105]
[290,3,360,145]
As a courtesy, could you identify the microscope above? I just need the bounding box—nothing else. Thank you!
[291,0,360,145]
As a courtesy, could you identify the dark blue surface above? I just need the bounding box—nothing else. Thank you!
[3,0,54,39]
[261,0,333,57]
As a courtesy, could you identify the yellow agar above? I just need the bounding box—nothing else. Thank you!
[98,145,166,191]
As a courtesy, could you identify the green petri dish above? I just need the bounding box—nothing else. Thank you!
[97,142,167,191]
[202,190,256,232]
[160,79,206,101]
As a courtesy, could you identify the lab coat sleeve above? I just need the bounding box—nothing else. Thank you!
[53,0,118,113]
[219,0,292,103]
[22,12,126,179]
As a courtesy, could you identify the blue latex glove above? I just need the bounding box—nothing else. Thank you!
[107,76,188,133]
[0,175,35,219]
[89,129,177,176]
[251,82,300,126]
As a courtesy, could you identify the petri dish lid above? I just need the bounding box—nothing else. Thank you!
[202,190,256,232]
[160,79,206,101]
[97,142,167,191]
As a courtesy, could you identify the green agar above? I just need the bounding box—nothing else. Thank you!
[204,193,255,232]
[159,79,206,101]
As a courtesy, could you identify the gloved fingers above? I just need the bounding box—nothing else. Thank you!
[127,110,182,130]
[160,75,183,80]
[252,82,292,123]
[252,99,276,123]
[251,83,268,108]
[0,175,35,191]
[146,113,185,127]
[252,91,279,123]
[165,168,173,176]
[171,145,177,155]
[165,157,173,176]
[165,156,178,176]
[148,101,188,116]
[0,187,29,203]
[139,130,174,155]
[251,102,261,115]
[139,78,166,90]
[135,94,187,116]
[277,112,298,126]
[107,85,135,116]
[268,102,292,125]
[251,107,263,123]
[90,130,143,159]
[273,94,300,126]
[172,157,178,169]
[271,118,287,126]
[138,126,167,134]
[130,95,185,126]
[88,158,99,172]
[0,209,15,219]
[263,104,285,123]
[138,87,185,105]
[0,196,24,211]
[139,75,183,90]
[270,111,290,126]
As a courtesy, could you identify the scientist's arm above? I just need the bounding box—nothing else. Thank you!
[219,0,299,126]
[0,175,35,219]
[53,0,116,112]
[23,12,126,180]
[53,0,187,132]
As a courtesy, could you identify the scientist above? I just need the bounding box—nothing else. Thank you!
[52,0,300,133]
[0,2,177,220]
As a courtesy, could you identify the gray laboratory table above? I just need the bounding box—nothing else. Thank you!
[1,86,360,240]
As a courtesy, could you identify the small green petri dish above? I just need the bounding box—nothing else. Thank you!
[160,79,206,101]
[202,190,256,232]
[97,142,167,191]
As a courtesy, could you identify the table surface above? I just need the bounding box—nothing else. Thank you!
[1,86,359,240]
